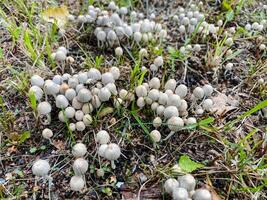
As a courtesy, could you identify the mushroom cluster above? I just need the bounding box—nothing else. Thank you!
[96,130,121,169]
[29,66,122,130]
[164,174,212,200]
[70,143,88,191]
[134,77,214,141]
[68,2,166,47]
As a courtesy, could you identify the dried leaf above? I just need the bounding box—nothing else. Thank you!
[211,93,237,115]
[42,6,69,28]
[53,140,65,150]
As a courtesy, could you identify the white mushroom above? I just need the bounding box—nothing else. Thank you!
[172,187,189,200]
[192,189,211,200]
[73,158,88,175]
[98,87,111,102]
[37,101,52,115]
[150,130,161,146]
[115,47,123,57]
[135,85,148,97]
[148,89,160,101]
[96,130,110,144]
[52,75,63,85]
[56,95,69,108]
[87,68,101,81]
[178,174,196,192]
[193,87,204,99]
[76,121,86,131]
[102,72,115,85]
[83,114,93,126]
[164,106,179,119]
[167,94,181,108]
[72,97,83,110]
[165,79,177,92]
[175,84,188,98]
[202,84,213,97]
[202,99,213,111]
[44,80,60,96]
[153,117,162,128]
[104,143,121,169]
[98,144,108,157]
[29,86,43,101]
[32,159,50,177]
[164,178,179,194]
[42,128,53,139]
[149,77,161,89]
[77,88,92,103]
[31,75,44,87]
[65,88,76,101]
[70,176,85,191]
[72,143,87,157]
[109,67,120,80]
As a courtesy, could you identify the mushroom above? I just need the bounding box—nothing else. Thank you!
[68,77,79,89]
[73,158,88,175]
[167,94,181,108]
[158,92,168,105]
[75,110,84,121]
[42,128,53,139]
[69,123,76,131]
[77,88,92,103]
[37,101,52,115]
[202,84,213,97]
[137,97,146,108]
[77,72,88,84]
[165,79,177,92]
[105,83,118,95]
[98,87,111,102]
[153,56,164,67]
[153,117,162,128]
[96,130,110,144]
[52,75,63,85]
[149,77,160,89]
[55,50,66,62]
[44,80,60,96]
[56,95,69,108]
[76,121,86,131]
[186,117,197,125]
[72,143,87,157]
[29,86,43,101]
[193,87,204,99]
[70,176,85,191]
[65,88,76,101]
[163,106,179,119]
[164,178,179,194]
[98,144,108,157]
[202,99,213,112]
[72,97,83,110]
[102,72,115,85]
[175,84,188,98]
[59,83,69,94]
[91,95,101,108]
[192,189,211,200]
[172,187,189,200]
[83,114,93,126]
[32,159,50,177]
[31,75,44,87]
[135,85,148,97]
[109,67,120,80]
[115,47,123,57]
[104,143,121,169]
[148,89,160,102]
[178,174,196,192]
[87,68,101,81]
[96,168,105,177]
[164,116,184,140]
[150,130,161,147]
[156,105,165,116]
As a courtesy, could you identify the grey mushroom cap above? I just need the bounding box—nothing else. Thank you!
[165,79,177,92]
[32,159,50,177]
[72,143,87,157]
[56,95,69,108]
[44,80,60,95]
[164,106,179,119]
[164,178,179,194]
[64,107,76,118]
[102,72,115,85]
[96,130,110,144]
[31,75,44,87]
[104,143,121,160]
[70,176,85,191]
[172,187,189,200]
[87,68,102,81]
[193,87,204,99]
[73,158,88,175]
[29,86,43,101]
[68,77,79,89]
[37,101,52,115]
[65,88,76,101]
[77,88,92,103]
[98,87,111,102]
[52,75,63,85]
[178,174,196,192]
[192,189,211,200]
[175,84,188,98]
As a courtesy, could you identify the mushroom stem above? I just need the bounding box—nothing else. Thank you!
[111,160,116,169]
[163,131,175,141]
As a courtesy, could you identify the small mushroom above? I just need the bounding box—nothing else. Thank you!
[137,97,146,108]
[150,130,161,147]
[29,86,43,101]
[202,99,213,112]
[77,88,92,103]
[31,75,44,87]
[87,68,101,81]
[202,84,213,97]
[149,77,161,89]
[172,187,189,200]
[37,101,52,115]
[178,174,196,192]
[76,121,86,131]
[70,176,85,191]
[73,158,88,175]
[72,143,87,157]
[193,87,204,99]
[164,178,179,194]
[163,106,179,119]
[175,84,188,98]
[98,87,111,102]
[135,85,148,97]
[104,143,121,169]
[109,67,120,80]
[56,95,69,108]
[192,189,211,200]
[102,72,115,85]
[96,130,110,144]
[148,89,160,101]
[65,88,76,101]
[42,128,53,139]
[167,94,181,108]
[153,117,162,128]
[32,159,50,177]
[83,114,93,126]
[115,47,123,57]
[165,79,177,92]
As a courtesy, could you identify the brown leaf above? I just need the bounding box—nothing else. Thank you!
[53,140,65,150]
[7,146,17,154]
[211,93,237,115]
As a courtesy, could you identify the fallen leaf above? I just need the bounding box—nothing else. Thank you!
[211,93,237,115]
[53,140,65,150]
[42,6,69,28]
[7,146,17,154]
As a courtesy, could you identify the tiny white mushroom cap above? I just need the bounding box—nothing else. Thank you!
[64,107,75,118]
[153,117,162,128]
[91,95,101,108]
[44,80,60,95]
[102,72,115,85]
[134,32,142,43]
[150,130,161,142]
[148,89,160,101]
[96,130,110,144]
[29,86,43,101]
[52,75,63,85]
[83,114,93,126]
[179,99,188,112]
[225,37,233,46]
[145,97,153,105]
[65,88,76,101]
[104,143,121,161]
[192,189,211,200]
[73,158,88,175]
[76,122,85,132]
[202,84,213,97]
[158,92,168,105]
[165,79,177,92]
[175,84,188,98]
[68,77,79,89]
[139,48,148,58]
[75,84,85,93]
[106,83,117,95]
[70,176,85,191]
[72,143,87,157]
[37,101,52,115]
[77,72,88,84]
[69,123,76,131]
[172,187,189,200]
[42,128,53,139]
[178,174,196,192]
[31,75,44,87]
[77,88,92,103]
[58,46,67,54]
[82,103,93,114]
[137,97,146,108]
[88,68,101,81]
[119,89,128,100]
[115,47,123,56]
[167,94,181,107]
[98,87,111,102]
[56,95,69,108]
[58,111,65,122]
[164,106,179,119]
[75,110,84,121]
[72,97,83,110]
[156,105,165,116]
[109,66,120,80]
[167,116,184,132]
[149,77,161,89]
[187,117,197,125]
[135,85,148,97]
[165,89,174,97]
[164,178,179,194]
[154,56,164,67]
[193,87,204,99]
[32,159,50,177]
[55,50,66,62]
[202,99,213,111]
[98,144,108,157]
